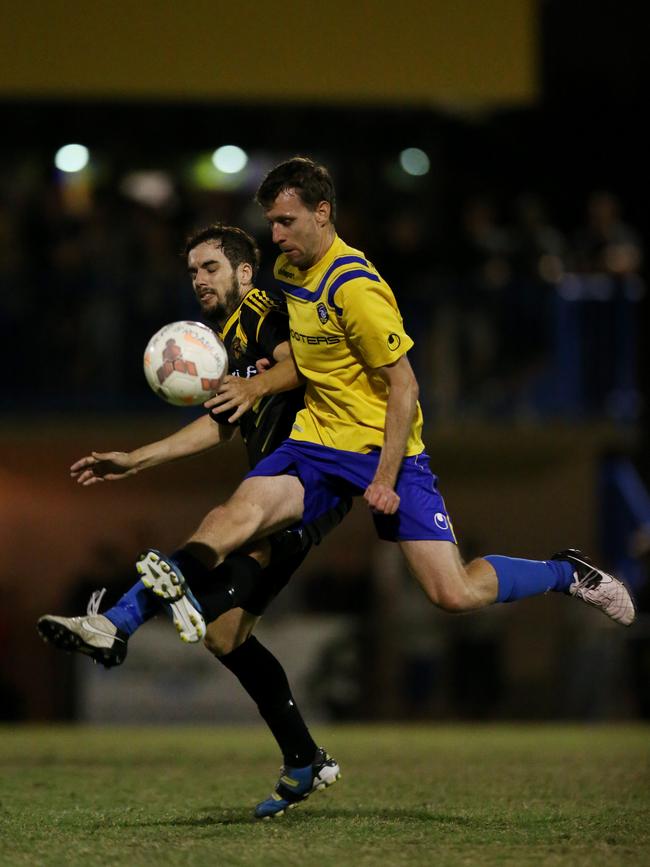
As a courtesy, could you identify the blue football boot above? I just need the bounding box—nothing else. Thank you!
[255,748,341,819]
[136,548,206,642]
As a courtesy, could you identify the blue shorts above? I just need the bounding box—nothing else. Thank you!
[246,440,456,543]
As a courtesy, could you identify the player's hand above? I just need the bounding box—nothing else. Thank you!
[203,375,262,422]
[256,358,272,374]
[364,480,400,515]
[70,451,136,486]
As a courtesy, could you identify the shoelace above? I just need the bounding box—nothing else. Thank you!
[86,587,107,616]
[574,572,616,607]
[573,567,602,592]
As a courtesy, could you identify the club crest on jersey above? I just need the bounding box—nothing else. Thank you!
[387,332,401,350]
[230,336,245,359]
[317,302,329,324]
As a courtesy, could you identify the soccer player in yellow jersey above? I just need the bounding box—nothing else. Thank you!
[194,157,635,630]
[125,158,633,813]
[126,155,634,775]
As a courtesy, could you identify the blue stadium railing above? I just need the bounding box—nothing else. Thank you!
[599,456,650,593]
[548,273,644,422]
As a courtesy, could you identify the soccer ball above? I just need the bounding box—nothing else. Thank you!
[143,321,228,406]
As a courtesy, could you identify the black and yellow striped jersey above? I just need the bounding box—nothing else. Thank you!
[210,288,305,468]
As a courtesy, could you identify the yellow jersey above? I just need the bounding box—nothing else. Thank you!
[273,235,424,455]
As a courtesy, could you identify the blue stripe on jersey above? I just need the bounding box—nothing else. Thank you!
[327,268,380,314]
[315,255,368,297]
[274,255,369,303]
[273,278,318,302]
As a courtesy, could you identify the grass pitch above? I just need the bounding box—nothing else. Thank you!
[0,724,648,866]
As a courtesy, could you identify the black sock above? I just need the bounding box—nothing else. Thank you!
[218,636,318,768]
[171,550,263,623]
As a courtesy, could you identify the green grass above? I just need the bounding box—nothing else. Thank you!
[0,725,648,866]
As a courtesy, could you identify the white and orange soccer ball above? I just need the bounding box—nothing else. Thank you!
[143,321,228,406]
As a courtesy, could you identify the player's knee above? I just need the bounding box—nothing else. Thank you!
[438,593,471,613]
[238,538,272,569]
[422,584,472,613]
[204,629,242,657]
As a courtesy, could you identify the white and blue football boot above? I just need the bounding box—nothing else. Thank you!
[136,549,207,642]
[255,748,341,820]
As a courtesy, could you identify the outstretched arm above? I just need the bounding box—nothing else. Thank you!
[204,341,303,422]
[70,414,234,486]
[363,355,419,515]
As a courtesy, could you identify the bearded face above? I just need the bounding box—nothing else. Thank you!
[188,241,245,328]
[199,273,241,327]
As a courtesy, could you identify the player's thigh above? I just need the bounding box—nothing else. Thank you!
[234,474,305,537]
[399,539,470,610]
[199,474,305,538]
[204,607,260,657]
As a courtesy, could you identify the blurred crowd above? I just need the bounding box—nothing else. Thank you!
[377,188,644,423]
[1,158,644,422]
[3,154,648,725]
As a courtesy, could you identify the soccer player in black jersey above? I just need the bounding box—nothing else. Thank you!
[37,224,344,819]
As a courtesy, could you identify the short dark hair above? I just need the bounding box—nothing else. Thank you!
[255,156,337,222]
[184,224,261,279]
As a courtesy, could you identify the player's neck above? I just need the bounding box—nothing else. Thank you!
[299,226,336,271]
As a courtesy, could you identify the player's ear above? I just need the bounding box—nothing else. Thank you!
[315,200,331,226]
[238,261,253,287]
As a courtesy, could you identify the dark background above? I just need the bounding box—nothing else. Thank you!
[1,0,649,723]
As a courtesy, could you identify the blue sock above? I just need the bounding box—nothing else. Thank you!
[485,555,575,603]
[104,581,160,636]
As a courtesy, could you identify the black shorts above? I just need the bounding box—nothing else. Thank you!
[243,496,352,616]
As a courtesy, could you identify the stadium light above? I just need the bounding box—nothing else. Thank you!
[399,148,430,177]
[54,144,90,173]
[211,145,248,174]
